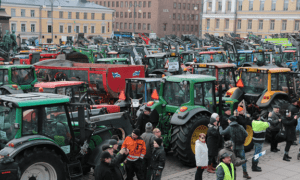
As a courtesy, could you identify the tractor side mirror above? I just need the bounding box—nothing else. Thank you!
[14,123,20,129]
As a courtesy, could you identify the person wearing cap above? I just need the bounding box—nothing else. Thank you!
[219,115,250,179]
[195,133,208,180]
[268,105,282,152]
[288,98,299,145]
[0,149,20,180]
[220,106,232,141]
[109,140,128,180]
[94,151,114,180]
[141,122,156,180]
[216,152,234,180]
[251,113,270,171]
[150,138,166,180]
[136,107,152,134]
[207,116,221,173]
[236,106,251,130]
[121,129,146,180]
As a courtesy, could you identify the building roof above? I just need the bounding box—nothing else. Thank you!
[2,0,112,10]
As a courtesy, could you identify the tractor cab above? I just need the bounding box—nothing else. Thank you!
[181,51,196,66]
[235,49,272,67]
[282,50,297,71]
[96,58,130,65]
[194,51,226,63]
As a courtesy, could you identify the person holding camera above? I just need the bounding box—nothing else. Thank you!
[282,111,298,161]
[268,105,282,152]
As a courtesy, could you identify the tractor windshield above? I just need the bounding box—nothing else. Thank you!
[11,68,35,85]
[272,54,282,63]
[147,57,165,70]
[127,81,161,102]
[194,82,215,112]
[283,52,295,62]
[0,106,17,144]
[237,53,252,63]
[0,70,8,85]
[163,81,190,106]
[197,54,225,63]
[194,68,215,76]
[253,53,265,63]
[271,74,289,92]
[240,71,268,94]
[182,54,194,64]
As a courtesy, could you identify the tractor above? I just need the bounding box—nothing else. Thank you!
[137,74,238,166]
[0,93,133,179]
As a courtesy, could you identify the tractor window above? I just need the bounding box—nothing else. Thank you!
[240,72,268,94]
[163,81,190,105]
[119,53,130,58]
[271,74,288,92]
[194,54,204,63]
[283,52,295,62]
[194,82,214,112]
[183,54,193,64]
[0,107,16,143]
[22,108,38,136]
[89,73,104,92]
[253,53,265,64]
[11,68,35,85]
[272,54,282,64]
[127,81,145,100]
[194,68,215,76]
[146,81,161,102]
[0,70,8,85]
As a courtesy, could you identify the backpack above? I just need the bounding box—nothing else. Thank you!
[231,124,246,146]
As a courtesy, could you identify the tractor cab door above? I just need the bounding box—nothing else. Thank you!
[126,80,145,104]
[194,81,216,112]
[286,72,300,99]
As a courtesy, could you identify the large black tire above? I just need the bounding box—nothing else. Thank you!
[16,147,66,180]
[171,114,210,167]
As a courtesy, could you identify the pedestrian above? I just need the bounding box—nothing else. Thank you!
[236,106,251,130]
[109,139,127,180]
[110,139,120,154]
[251,113,270,171]
[136,107,152,133]
[220,106,232,141]
[141,122,156,180]
[217,141,247,180]
[153,128,162,139]
[219,114,251,179]
[216,152,235,180]
[94,151,114,180]
[0,149,20,180]
[150,138,166,180]
[288,98,299,145]
[206,116,220,173]
[195,133,208,180]
[282,111,298,161]
[121,129,146,180]
[267,105,282,152]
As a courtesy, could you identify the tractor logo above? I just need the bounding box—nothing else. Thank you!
[112,72,121,78]
[133,70,140,77]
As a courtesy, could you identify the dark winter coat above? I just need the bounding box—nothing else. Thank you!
[150,146,166,170]
[0,157,20,180]
[111,152,128,180]
[237,115,249,130]
[268,111,281,131]
[282,116,298,142]
[288,104,299,116]
[207,124,221,156]
[220,114,231,141]
[141,130,156,159]
[94,161,114,180]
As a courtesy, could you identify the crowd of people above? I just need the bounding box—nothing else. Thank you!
[195,98,299,180]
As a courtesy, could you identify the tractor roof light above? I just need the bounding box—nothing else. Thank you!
[171,52,176,56]
[147,101,154,106]
[118,90,126,101]
[180,106,188,112]
[183,68,187,72]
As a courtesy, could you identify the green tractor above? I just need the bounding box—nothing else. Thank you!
[137,74,238,166]
[0,65,37,94]
[0,93,133,179]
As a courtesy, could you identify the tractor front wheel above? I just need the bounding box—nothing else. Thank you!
[171,114,210,167]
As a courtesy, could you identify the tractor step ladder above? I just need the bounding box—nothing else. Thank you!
[67,160,83,179]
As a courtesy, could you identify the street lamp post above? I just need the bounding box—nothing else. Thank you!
[128,3,141,36]
[194,4,203,38]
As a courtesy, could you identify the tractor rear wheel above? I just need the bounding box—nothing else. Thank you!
[244,124,254,152]
[16,147,66,180]
[171,114,210,167]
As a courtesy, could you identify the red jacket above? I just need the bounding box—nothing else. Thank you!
[121,135,146,161]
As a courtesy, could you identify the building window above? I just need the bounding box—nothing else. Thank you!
[177,14,180,20]
[59,11,63,18]
[48,11,53,18]
[68,26,72,33]
[134,12,137,18]
[270,20,275,30]
[68,12,72,19]
[60,25,63,33]
[31,10,35,17]
[297,0,300,10]
[216,19,220,28]
[174,2,176,9]
[225,19,229,29]
[172,24,175,31]
[259,20,263,29]
[21,24,26,32]
[31,24,35,32]
[183,3,186,9]
[196,15,198,20]
[248,20,252,29]
[104,1,106,6]
[147,24,151,30]
[121,1,123,7]
[125,2,128,7]
[84,13,87,19]
[120,12,123,18]
[228,1,231,11]
[116,22,119,29]
[271,0,276,11]
[138,23,141,30]
[192,4,195,9]
[237,19,241,29]
[11,23,16,31]
[116,12,119,17]
[191,14,194,20]
[195,25,198,32]
[129,23,132,29]
[108,1,110,7]
[148,1,151,7]
[186,25,189,31]
[124,23,127,29]
[125,12,128,18]
[218,1,222,11]
[48,25,52,33]
[284,0,288,11]
[191,25,194,31]
[21,9,26,17]
[208,2,211,8]
[207,19,210,29]
[99,1,102,5]
[182,25,185,31]
[138,12,141,18]
[163,24,167,31]
[84,26,87,33]
[188,3,191,9]
[76,26,79,33]
[249,1,253,11]
[178,3,181,9]
[187,14,189,20]
[282,20,287,30]
[260,1,264,11]
[142,23,146,30]
[134,23,136,30]
[182,14,185,20]
[102,13,105,20]
[238,0,242,10]
[129,12,132,18]
[112,1,115,7]
[116,1,119,7]
[11,9,16,17]
[91,13,95,19]
[76,12,79,19]
[143,1,146,7]
[120,23,123,29]
[295,20,300,30]
[148,12,151,18]
[177,25,180,31]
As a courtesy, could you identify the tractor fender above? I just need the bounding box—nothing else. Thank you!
[256,92,289,108]
[170,108,211,126]
[0,86,24,94]
[3,136,69,163]
[230,88,244,101]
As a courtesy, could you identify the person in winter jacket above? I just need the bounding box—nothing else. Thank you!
[216,152,235,180]
[288,98,300,145]
[150,138,166,180]
[195,133,208,180]
[236,107,251,130]
[207,117,221,173]
[251,113,270,172]
[121,129,146,180]
[219,113,251,179]
[141,122,156,180]
[0,149,20,180]
[268,105,282,152]
[282,111,298,161]
[136,107,152,134]
[94,151,114,180]
[109,140,127,180]
[220,106,232,141]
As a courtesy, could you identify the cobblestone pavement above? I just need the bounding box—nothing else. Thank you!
[80,139,300,180]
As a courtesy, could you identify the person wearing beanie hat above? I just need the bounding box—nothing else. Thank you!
[141,122,156,180]
[0,149,20,180]
[150,137,166,180]
[121,129,146,180]
[211,113,220,122]
[94,151,114,180]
